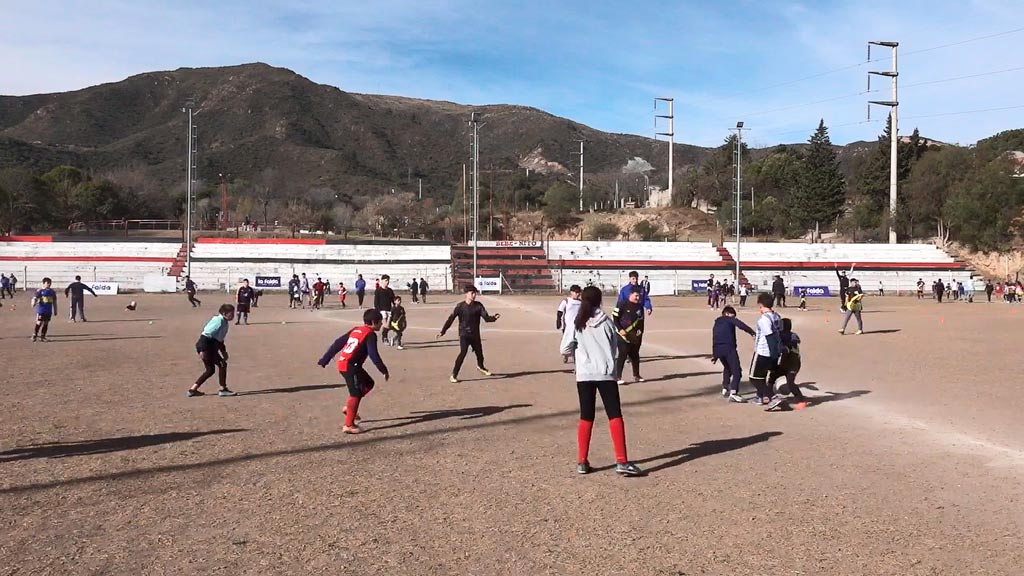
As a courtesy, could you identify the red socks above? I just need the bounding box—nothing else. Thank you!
[608,417,628,464]
[344,396,361,427]
[577,420,594,463]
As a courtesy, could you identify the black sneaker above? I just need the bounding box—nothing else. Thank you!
[615,462,645,477]
[576,462,592,475]
[187,389,205,397]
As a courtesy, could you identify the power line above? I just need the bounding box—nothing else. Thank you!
[902,65,1024,89]
[902,104,1024,120]
[719,27,1024,102]
[902,27,1024,56]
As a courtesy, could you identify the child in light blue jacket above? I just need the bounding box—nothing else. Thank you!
[560,286,643,477]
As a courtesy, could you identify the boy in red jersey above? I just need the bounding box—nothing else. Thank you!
[317,309,390,434]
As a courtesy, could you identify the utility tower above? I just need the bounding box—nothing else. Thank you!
[868,41,899,244]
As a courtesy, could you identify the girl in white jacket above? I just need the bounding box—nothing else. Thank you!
[560,286,644,477]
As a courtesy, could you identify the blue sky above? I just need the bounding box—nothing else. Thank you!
[1,0,1021,147]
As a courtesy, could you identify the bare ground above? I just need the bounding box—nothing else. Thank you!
[1,291,1023,575]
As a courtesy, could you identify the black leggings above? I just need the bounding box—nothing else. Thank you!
[357,291,365,306]
[577,380,623,422]
[452,334,485,376]
[196,350,227,388]
[615,339,642,379]
[187,292,201,307]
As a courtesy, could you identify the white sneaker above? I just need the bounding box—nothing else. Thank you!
[722,388,729,397]
[396,345,405,350]
[616,379,626,385]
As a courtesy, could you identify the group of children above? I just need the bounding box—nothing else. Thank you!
[712,294,806,411]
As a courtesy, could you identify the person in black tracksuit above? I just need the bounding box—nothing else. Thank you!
[437,285,500,382]
[410,279,419,303]
[374,274,396,343]
[836,265,854,311]
[612,286,646,384]
[65,275,97,322]
[772,276,786,308]
[419,278,429,303]
[712,305,755,401]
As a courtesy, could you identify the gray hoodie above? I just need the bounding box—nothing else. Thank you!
[559,308,619,382]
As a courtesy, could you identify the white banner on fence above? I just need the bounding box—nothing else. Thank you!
[474,277,502,293]
[88,282,119,296]
[144,275,177,293]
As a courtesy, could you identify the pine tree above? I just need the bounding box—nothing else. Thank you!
[790,119,846,230]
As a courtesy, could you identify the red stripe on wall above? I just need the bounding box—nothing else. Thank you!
[195,238,326,245]
[0,236,53,242]
[741,261,965,270]
[0,256,175,263]
[560,260,725,267]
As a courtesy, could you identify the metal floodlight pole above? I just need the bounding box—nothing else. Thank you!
[868,40,899,244]
[573,139,585,211]
[730,122,745,282]
[655,97,675,203]
[183,102,195,278]
[470,112,482,282]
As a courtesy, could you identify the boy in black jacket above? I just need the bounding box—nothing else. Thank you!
[374,274,396,343]
[389,296,408,350]
[318,309,390,434]
[612,286,646,385]
[711,305,755,402]
[437,285,500,382]
[768,317,806,406]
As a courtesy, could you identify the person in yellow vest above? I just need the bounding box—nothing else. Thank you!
[839,279,865,335]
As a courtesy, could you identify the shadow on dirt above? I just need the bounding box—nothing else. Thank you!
[0,429,246,462]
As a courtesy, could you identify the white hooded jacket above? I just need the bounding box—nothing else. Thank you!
[559,308,619,382]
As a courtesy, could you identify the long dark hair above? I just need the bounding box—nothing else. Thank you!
[574,286,603,332]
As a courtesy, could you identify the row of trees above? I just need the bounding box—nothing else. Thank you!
[671,122,1024,250]
[3,125,1022,249]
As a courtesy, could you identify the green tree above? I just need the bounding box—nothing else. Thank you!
[632,219,659,241]
[944,158,1024,251]
[588,222,620,240]
[789,120,846,230]
[901,146,972,239]
[541,182,579,228]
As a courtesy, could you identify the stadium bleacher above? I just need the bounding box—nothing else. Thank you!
[186,238,452,293]
[0,238,180,291]
[723,241,973,294]
[546,241,726,294]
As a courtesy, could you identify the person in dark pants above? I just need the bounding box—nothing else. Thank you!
[839,279,865,335]
[559,285,643,477]
[612,286,646,385]
[188,304,237,397]
[373,275,395,343]
[772,275,786,308]
[410,279,419,303]
[31,277,57,342]
[317,309,390,434]
[750,293,783,408]
[9,273,18,297]
[419,278,429,303]
[985,280,994,303]
[355,274,367,308]
[185,275,201,308]
[235,279,255,325]
[437,285,500,382]
[935,279,945,303]
[64,275,97,322]
[836,265,854,311]
[712,305,755,402]
[769,317,806,404]
[0,274,8,300]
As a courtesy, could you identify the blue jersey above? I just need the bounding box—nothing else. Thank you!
[34,288,57,316]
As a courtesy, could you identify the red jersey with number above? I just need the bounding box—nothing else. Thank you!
[336,325,374,372]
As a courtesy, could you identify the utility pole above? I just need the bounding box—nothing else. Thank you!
[418,178,422,200]
[462,163,468,243]
[183,100,197,278]
[655,97,674,200]
[868,40,899,244]
[573,139,585,211]
[470,112,483,282]
[729,122,745,283]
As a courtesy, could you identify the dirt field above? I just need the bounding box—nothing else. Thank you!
[2,289,1023,575]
